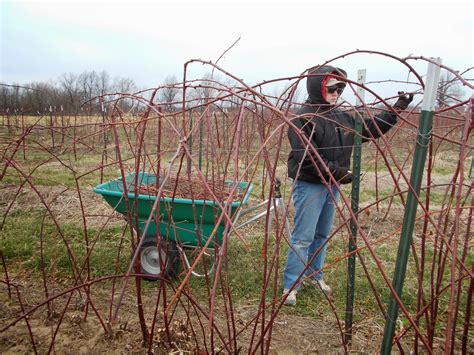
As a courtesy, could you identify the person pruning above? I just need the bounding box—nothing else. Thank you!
[282,65,413,306]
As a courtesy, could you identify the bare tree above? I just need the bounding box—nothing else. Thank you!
[22,82,57,113]
[77,70,108,114]
[97,70,110,96]
[0,85,19,111]
[59,73,81,113]
[437,70,465,108]
[113,77,136,93]
[78,71,97,113]
[112,77,137,112]
[158,75,180,112]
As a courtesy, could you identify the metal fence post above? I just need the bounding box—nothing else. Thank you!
[381,58,442,353]
[344,69,366,345]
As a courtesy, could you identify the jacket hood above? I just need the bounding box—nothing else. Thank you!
[306,65,347,105]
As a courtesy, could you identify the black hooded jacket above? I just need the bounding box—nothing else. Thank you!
[287,65,398,184]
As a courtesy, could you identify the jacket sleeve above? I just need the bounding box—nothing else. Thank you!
[288,118,346,180]
[361,110,397,141]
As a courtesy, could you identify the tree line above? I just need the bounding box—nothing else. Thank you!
[0,70,138,115]
[0,70,244,115]
[1,69,465,116]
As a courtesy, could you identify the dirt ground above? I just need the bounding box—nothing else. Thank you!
[0,176,462,353]
[1,276,389,354]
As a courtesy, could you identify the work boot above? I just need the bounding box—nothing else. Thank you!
[304,278,332,296]
[316,279,332,295]
[283,289,297,306]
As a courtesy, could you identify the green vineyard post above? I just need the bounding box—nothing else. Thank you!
[344,69,366,346]
[381,58,441,354]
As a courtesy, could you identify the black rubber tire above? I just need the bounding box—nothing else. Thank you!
[139,237,179,280]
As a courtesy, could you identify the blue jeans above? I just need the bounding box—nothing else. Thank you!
[283,180,340,290]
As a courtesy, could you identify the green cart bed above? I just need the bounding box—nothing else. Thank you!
[93,172,253,278]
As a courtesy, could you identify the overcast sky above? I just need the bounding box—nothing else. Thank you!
[1,0,472,101]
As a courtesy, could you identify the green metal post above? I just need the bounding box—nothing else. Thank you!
[381,58,441,353]
[344,69,365,345]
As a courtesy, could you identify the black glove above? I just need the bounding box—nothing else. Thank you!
[393,91,414,112]
[332,166,353,184]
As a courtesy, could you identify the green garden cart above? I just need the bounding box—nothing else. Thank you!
[93,172,254,279]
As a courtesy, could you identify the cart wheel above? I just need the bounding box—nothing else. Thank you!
[140,238,179,280]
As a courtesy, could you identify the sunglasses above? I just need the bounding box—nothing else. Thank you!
[326,85,344,95]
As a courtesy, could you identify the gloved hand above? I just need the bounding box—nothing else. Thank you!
[332,166,353,184]
[393,91,414,112]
